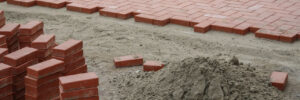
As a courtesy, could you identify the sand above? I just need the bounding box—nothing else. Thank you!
[1,3,300,100]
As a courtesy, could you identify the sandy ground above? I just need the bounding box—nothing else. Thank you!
[1,3,300,100]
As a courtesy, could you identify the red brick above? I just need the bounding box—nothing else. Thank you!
[194,20,215,33]
[12,59,38,76]
[63,57,85,73]
[255,29,282,40]
[48,0,66,8]
[116,10,133,19]
[27,59,64,79]
[25,79,59,97]
[232,23,251,35]
[36,0,50,7]
[19,21,43,35]
[52,39,83,58]
[279,30,298,43]
[31,34,55,49]
[18,29,44,42]
[211,21,241,33]
[4,47,37,67]
[0,23,20,39]
[0,76,12,88]
[114,55,143,67]
[143,61,164,71]
[59,72,98,92]
[25,72,61,87]
[66,3,83,12]
[81,5,98,14]
[0,85,13,98]
[170,16,191,27]
[53,49,83,64]
[0,35,6,44]
[134,14,155,24]
[16,0,36,7]
[99,8,119,18]
[270,72,288,91]
[0,63,12,79]
[64,64,87,76]
[60,87,98,100]
[153,15,170,26]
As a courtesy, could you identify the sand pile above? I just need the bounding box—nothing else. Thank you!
[110,57,284,100]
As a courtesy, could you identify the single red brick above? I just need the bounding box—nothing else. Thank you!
[25,79,59,97]
[279,30,298,43]
[52,39,83,58]
[255,29,281,40]
[143,61,164,71]
[31,34,55,49]
[134,14,155,24]
[0,85,13,98]
[0,35,6,44]
[25,72,61,87]
[64,64,87,76]
[114,55,143,67]
[232,23,251,35]
[48,0,66,8]
[81,5,98,14]
[18,29,44,42]
[0,76,12,88]
[12,59,38,76]
[66,3,82,12]
[59,72,98,92]
[0,23,20,39]
[36,0,50,7]
[211,21,239,33]
[153,15,170,26]
[19,21,43,35]
[116,10,133,19]
[60,87,98,100]
[194,20,214,33]
[170,16,191,27]
[99,8,119,18]
[63,57,85,73]
[270,72,288,91]
[4,47,37,67]
[27,59,64,79]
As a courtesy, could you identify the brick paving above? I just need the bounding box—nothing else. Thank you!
[1,0,300,42]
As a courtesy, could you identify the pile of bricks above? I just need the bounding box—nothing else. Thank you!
[3,47,38,100]
[19,21,44,48]
[0,63,13,100]
[0,23,20,52]
[52,39,87,76]
[31,34,56,62]
[0,10,5,28]
[25,59,64,100]
[59,72,99,100]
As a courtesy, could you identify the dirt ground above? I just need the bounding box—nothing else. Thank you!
[1,3,300,100]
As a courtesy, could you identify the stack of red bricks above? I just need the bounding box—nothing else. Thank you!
[31,34,57,62]
[59,72,99,100]
[0,63,13,100]
[52,39,87,76]
[3,47,38,100]
[25,58,64,100]
[0,23,20,53]
[19,21,44,48]
[0,10,5,28]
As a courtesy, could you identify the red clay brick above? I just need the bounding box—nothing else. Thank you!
[153,15,171,26]
[19,21,43,35]
[270,72,288,91]
[16,0,36,7]
[31,34,55,49]
[194,20,215,33]
[81,5,98,14]
[134,14,155,24]
[18,29,44,42]
[4,47,37,67]
[0,76,12,88]
[143,61,164,71]
[63,57,85,73]
[25,79,59,97]
[48,0,66,8]
[36,0,50,7]
[66,3,82,12]
[116,10,133,19]
[0,85,13,98]
[53,49,83,64]
[0,23,20,39]
[60,87,98,100]
[99,8,119,18]
[279,30,298,43]
[59,72,98,92]
[255,29,282,40]
[114,55,143,67]
[52,39,83,58]
[64,64,87,76]
[27,59,64,79]
[12,59,38,76]
[25,73,61,87]
[0,48,8,62]
[232,23,251,35]
[0,35,6,44]
[170,16,191,27]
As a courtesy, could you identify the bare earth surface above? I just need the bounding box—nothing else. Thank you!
[1,3,300,100]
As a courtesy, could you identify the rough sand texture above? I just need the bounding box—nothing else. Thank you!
[1,3,300,100]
